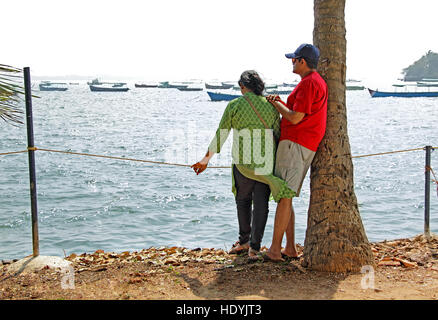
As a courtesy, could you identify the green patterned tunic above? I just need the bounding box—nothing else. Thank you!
[208,92,295,202]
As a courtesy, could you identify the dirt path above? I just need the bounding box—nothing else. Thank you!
[1,234,437,300]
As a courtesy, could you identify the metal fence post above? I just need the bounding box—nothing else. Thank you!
[23,67,39,257]
[424,145,432,238]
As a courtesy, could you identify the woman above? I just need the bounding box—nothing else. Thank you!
[191,70,294,258]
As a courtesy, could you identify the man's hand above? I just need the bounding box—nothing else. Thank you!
[266,94,281,103]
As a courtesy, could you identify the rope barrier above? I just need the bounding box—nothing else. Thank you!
[0,147,230,168]
[0,146,436,168]
[351,147,426,159]
[0,150,28,156]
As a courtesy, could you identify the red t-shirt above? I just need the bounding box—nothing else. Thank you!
[280,71,327,151]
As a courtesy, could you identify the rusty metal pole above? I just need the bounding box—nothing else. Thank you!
[23,67,39,257]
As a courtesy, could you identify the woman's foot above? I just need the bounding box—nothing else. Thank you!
[228,241,249,254]
[248,247,260,260]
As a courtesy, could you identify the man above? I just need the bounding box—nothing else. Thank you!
[264,43,328,261]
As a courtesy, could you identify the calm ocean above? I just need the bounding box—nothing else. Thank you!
[1,83,437,260]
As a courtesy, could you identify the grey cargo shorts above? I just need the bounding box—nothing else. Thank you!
[274,140,315,197]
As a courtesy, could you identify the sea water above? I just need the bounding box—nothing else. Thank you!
[1,84,437,259]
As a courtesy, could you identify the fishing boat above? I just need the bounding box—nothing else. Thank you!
[205,82,234,89]
[346,85,365,90]
[207,91,241,101]
[265,87,294,95]
[87,78,102,85]
[135,83,158,88]
[416,81,438,87]
[177,86,203,91]
[346,79,365,90]
[368,88,438,98]
[87,78,127,87]
[39,82,68,91]
[158,81,190,89]
[89,84,129,92]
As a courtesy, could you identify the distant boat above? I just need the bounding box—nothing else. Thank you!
[264,83,278,89]
[158,81,188,89]
[346,85,365,90]
[87,79,101,85]
[87,78,127,87]
[419,78,438,82]
[265,87,293,95]
[177,87,203,91]
[207,91,240,101]
[135,83,158,88]
[39,82,68,91]
[368,88,438,98]
[282,82,298,87]
[416,81,438,87]
[89,84,129,92]
[205,82,234,89]
[346,80,365,90]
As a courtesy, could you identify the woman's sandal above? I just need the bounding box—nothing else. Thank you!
[248,247,260,261]
[228,241,250,254]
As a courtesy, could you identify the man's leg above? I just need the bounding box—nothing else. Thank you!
[266,197,292,260]
[282,203,298,258]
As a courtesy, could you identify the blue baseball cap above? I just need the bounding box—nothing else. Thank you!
[285,43,320,64]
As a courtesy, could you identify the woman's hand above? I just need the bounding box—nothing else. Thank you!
[191,158,209,175]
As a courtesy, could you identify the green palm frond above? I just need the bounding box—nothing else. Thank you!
[0,64,24,125]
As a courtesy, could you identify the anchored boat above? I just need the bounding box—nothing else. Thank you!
[207,91,241,101]
[39,82,68,91]
[205,82,234,89]
[368,88,438,98]
[89,84,129,92]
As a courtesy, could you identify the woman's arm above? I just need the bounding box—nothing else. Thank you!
[191,150,215,175]
[191,102,233,175]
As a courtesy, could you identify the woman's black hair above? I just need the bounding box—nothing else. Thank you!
[239,70,265,96]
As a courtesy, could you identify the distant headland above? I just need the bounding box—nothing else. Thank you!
[402,50,438,81]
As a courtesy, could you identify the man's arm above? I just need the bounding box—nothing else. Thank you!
[266,96,305,125]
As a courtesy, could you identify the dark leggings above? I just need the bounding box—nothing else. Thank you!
[233,165,270,251]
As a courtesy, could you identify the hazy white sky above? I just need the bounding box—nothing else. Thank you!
[3,0,438,87]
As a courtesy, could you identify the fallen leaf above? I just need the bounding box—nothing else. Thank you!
[393,257,417,268]
[67,253,77,259]
[128,277,142,284]
[378,260,401,267]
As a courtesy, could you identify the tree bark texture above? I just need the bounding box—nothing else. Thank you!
[303,0,375,272]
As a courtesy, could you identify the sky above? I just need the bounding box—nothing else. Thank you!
[3,0,438,87]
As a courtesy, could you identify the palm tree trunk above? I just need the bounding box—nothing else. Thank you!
[302,0,375,272]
